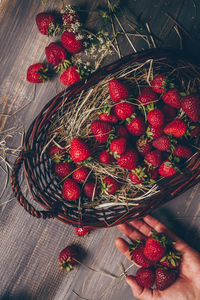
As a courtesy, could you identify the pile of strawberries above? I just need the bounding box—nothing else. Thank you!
[26,9,87,86]
[129,230,182,290]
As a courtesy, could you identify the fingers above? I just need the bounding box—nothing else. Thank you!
[129,219,153,237]
[115,237,132,260]
[126,275,153,300]
[117,223,144,241]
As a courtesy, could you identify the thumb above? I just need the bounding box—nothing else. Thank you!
[126,275,153,300]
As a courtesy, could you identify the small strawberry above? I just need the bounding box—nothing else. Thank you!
[181,94,200,122]
[54,161,74,178]
[91,120,113,143]
[129,166,147,184]
[99,112,118,123]
[61,31,83,54]
[36,13,56,35]
[156,267,177,290]
[26,63,49,83]
[147,125,163,139]
[147,109,164,128]
[136,267,155,288]
[103,176,119,194]
[126,116,146,136]
[152,135,171,151]
[117,149,138,170]
[136,136,152,156]
[162,105,177,122]
[84,181,98,198]
[99,150,115,164]
[158,160,177,177]
[108,79,129,103]
[116,125,129,138]
[72,166,90,182]
[109,137,127,158]
[162,89,181,108]
[151,74,166,94]
[59,245,78,271]
[138,86,158,106]
[75,227,91,237]
[62,178,81,201]
[60,66,81,86]
[114,102,135,120]
[164,120,187,138]
[45,42,67,66]
[70,138,91,163]
[173,145,192,158]
[129,240,153,267]
[144,231,170,262]
[160,249,182,269]
[48,144,66,157]
[145,150,162,168]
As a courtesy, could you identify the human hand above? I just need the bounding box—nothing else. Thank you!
[115,215,200,300]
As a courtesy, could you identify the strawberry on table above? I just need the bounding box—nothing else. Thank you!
[138,86,158,105]
[114,102,135,120]
[144,231,170,262]
[147,109,164,128]
[108,79,129,102]
[109,137,127,158]
[181,94,200,122]
[117,149,138,170]
[164,120,187,138]
[70,138,91,163]
[72,166,90,182]
[152,135,171,151]
[145,150,162,168]
[173,145,192,158]
[160,249,182,269]
[159,160,177,177]
[162,88,181,108]
[84,181,98,198]
[59,245,78,271]
[62,178,81,201]
[54,161,74,178]
[129,240,153,267]
[136,267,155,288]
[26,63,49,83]
[99,150,114,164]
[45,42,67,66]
[103,176,119,194]
[60,66,81,86]
[75,227,91,237]
[126,116,146,136]
[129,167,147,184]
[151,74,166,94]
[91,120,113,143]
[155,267,177,290]
[61,31,83,54]
[36,13,56,35]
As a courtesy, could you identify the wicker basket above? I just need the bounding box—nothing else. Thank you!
[11,48,200,228]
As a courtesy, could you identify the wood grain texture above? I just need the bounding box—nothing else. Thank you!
[0,0,200,300]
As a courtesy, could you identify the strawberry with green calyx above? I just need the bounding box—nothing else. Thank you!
[158,160,177,177]
[45,42,70,71]
[151,74,169,94]
[147,125,163,139]
[117,148,138,170]
[155,267,177,290]
[26,63,51,83]
[99,149,115,164]
[162,88,181,108]
[162,105,177,122]
[108,79,130,103]
[173,145,192,159]
[75,227,91,237]
[116,125,129,138]
[72,166,90,182]
[144,230,172,262]
[136,135,152,156]
[136,267,155,288]
[145,150,162,169]
[138,86,158,106]
[91,120,113,143]
[99,106,118,123]
[164,120,187,138]
[126,116,146,136]
[60,65,81,86]
[59,245,78,271]
[109,137,126,158]
[48,144,67,163]
[61,31,83,54]
[83,181,98,198]
[54,161,74,178]
[114,102,135,120]
[129,166,148,184]
[102,176,119,194]
[62,178,81,201]
[70,138,91,163]
[129,240,153,267]
[160,249,182,269]
[152,135,171,151]
[36,13,56,35]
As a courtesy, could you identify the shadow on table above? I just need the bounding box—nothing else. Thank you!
[0,291,35,300]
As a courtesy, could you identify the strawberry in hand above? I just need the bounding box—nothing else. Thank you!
[136,267,155,288]
[129,240,153,267]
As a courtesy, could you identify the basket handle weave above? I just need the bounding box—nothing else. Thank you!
[11,151,57,219]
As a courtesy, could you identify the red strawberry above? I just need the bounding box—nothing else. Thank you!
[145,150,162,168]
[138,86,158,105]
[158,161,176,177]
[59,245,78,271]
[62,11,79,27]
[129,240,153,267]
[164,120,186,138]
[173,145,192,158]
[91,120,113,143]
[110,137,126,158]
[26,63,49,83]
[103,176,119,194]
[136,267,155,288]
[151,74,166,94]
[129,166,147,184]
[117,149,138,170]
[108,79,129,103]
[62,178,81,201]
[126,116,146,136]
[136,136,152,156]
[114,102,135,120]
[45,42,67,66]
[160,250,182,269]
[99,112,118,123]
[99,150,114,164]
[181,94,200,122]
[190,123,200,137]
[75,227,91,237]
[61,31,83,54]
[152,135,171,151]
[60,66,80,86]
[70,138,91,162]
[147,125,163,139]
[84,181,98,198]
[48,144,66,157]
[162,105,177,122]
[144,231,169,262]
[147,109,164,128]
[156,267,177,290]
[116,125,129,138]
[36,13,56,35]
[162,89,181,108]
[72,166,90,182]
[54,162,74,178]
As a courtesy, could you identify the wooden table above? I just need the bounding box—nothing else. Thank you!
[1,1,200,299]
